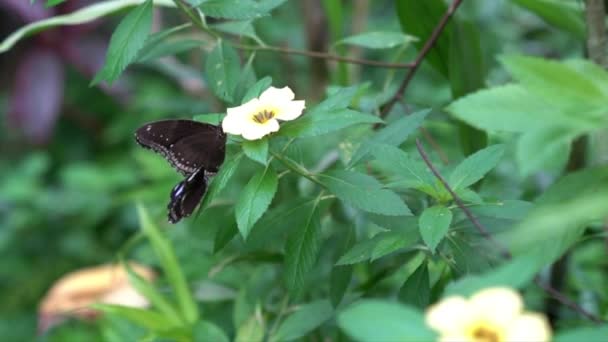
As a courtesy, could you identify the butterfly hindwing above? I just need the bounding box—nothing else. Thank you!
[135,119,226,223]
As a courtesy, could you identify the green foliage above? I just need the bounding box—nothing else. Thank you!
[2,1,607,341]
[338,300,436,341]
[92,0,154,85]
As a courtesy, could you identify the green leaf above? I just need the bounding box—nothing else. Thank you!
[211,20,263,45]
[350,109,430,166]
[205,40,241,103]
[313,85,360,113]
[121,261,182,325]
[398,262,430,309]
[419,206,452,253]
[136,24,200,63]
[337,230,418,265]
[92,0,154,85]
[336,31,417,50]
[555,326,608,342]
[200,153,243,210]
[235,166,278,238]
[136,205,199,324]
[338,300,436,341]
[0,0,175,55]
[330,227,355,307]
[319,170,411,216]
[279,109,383,138]
[445,251,546,297]
[46,0,66,6]
[396,0,450,77]
[511,0,585,38]
[241,76,272,103]
[371,144,439,196]
[235,309,265,342]
[284,199,322,298]
[194,321,230,342]
[272,300,333,342]
[448,144,505,191]
[500,55,607,110]
[200,0,288,20]
[447,84,597,133]
[243,138,269,165]
[516,127,574,176]
[193,113,225,125]
[95,304,178,332]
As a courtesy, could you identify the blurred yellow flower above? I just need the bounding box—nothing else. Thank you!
[222,86,305,140]
[38,262,155,333]
[426,287,551,342]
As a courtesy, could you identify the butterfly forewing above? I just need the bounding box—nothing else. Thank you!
[135,120,226,175]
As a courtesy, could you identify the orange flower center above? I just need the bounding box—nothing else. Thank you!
[252,109,276,124]
[472,326,500,342]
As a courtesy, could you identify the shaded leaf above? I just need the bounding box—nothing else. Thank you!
[194,321,230,342]
[398,262,430,308]
[200,152,243,210]
[235,166,278,238]
[319,170,411,216]
[272,300,333,341]
[205,40,241,102]
[511,0,585,38]
[92,0,154,85]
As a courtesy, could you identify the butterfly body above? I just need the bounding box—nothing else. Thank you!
[135,120,226,223]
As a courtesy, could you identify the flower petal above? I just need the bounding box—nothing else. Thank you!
[426,296,474,335]
[469,287,523,326]
[221,111,244,135]
[274,100,306,121]
[505,313,551,342]
[259,86,295,102]
[241,119,280,140]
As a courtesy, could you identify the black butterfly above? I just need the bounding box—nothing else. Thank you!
[135,120,226,223]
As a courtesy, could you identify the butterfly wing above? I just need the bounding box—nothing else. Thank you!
[135,120,226,175]
[167,168,208,223]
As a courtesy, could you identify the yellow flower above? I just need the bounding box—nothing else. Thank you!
[426,287,551,342]
[222,86,305,140]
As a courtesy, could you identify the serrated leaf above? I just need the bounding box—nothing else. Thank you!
[396,0,450,77]
[95,304,178,332]
[211,20,263,45]
[336,31,417,49]
[200,0,287,20]
[398,262,429,308]
[319,170,411,216]
[280,109,383,138]
[200,153,243,210]
[371,144,438,196]
[500,55,607,109]
[447,84,598,133]
[194,321,230,342]
[448,144,504,191]
[555,326,608,342]
[338,300,436,341]
[205,40,241,102]
[511,0,585,38]
[516,127,573,176]
[136,205,199,324]
[272,300,333,342]
[235,166,278,238]
[136,23,196,62]
[284,200,322,298]
[235,310,265,342]
[337,230,418,265]
[241,76,272,103]
[193,113,225,125]
[350,109,430,166]
[419,205,452,253]
[243,138,269,165]
[92,0,154,85]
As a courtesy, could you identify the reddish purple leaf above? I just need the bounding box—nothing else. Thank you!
[9,48,65,144]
